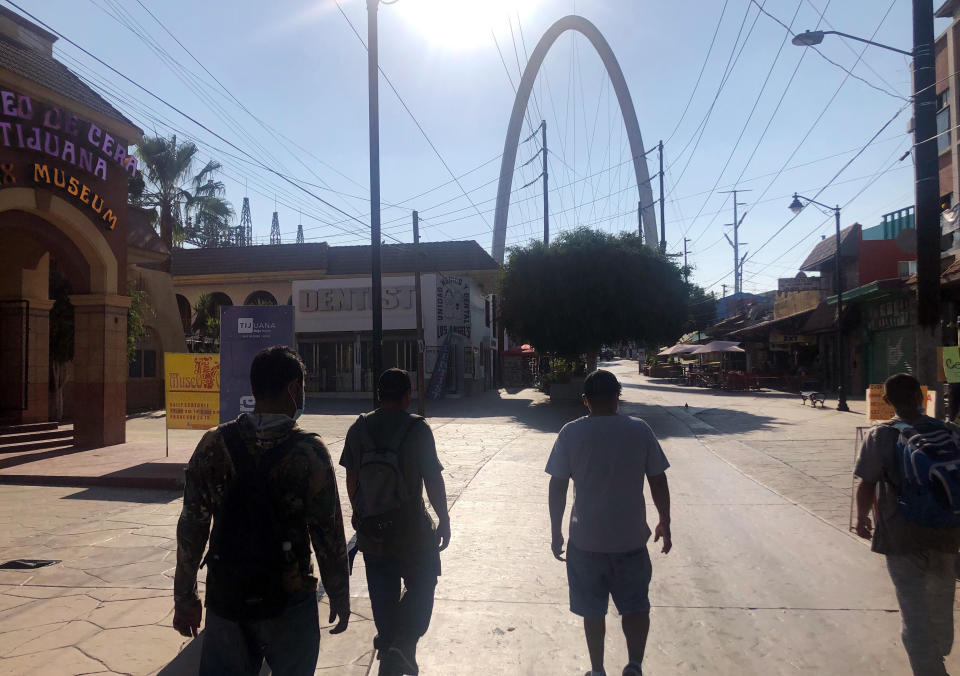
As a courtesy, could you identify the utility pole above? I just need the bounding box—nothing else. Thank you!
[721,189,750,299]
[722,284,728,298]
[413,211,425,416]
[659,140,666,254]
[913,0,941,413]
[683,237,690,284]
[542,120,549,245]
[368,0,383,406]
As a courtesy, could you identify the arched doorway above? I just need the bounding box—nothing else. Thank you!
[0,189,127,447]
[244,290,278,305]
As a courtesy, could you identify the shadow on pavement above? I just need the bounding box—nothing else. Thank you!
[156,631,272,676]
[307,389,584,434]
[60,485,181,503]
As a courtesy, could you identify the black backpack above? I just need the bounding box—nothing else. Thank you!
[353,413,420,540]
[202,422,309,621]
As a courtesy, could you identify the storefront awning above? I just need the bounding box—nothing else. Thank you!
[725,307,816,339]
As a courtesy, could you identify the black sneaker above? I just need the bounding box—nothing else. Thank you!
[383,646,419,675]
[622,663,642,676]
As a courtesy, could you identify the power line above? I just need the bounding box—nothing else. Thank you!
[333,0,492,231]
[11,1,387,242]
[749,0,907,101]
[664,0,730,145]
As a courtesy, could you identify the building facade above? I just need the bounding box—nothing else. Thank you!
[171,240,499,398]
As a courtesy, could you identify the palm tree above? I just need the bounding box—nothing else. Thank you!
[134,135,235,249]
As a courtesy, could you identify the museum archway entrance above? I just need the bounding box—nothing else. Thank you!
[0,190,128,447]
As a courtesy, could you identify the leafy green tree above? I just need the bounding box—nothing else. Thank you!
[134,135,236,249]
[190,293,222,352]
[499,228,688,366]
[126,282,154,363]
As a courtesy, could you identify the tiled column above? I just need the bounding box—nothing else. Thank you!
[70,294,131,448]
[24,299,53,423]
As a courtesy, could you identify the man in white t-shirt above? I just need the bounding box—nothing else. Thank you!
[546,369,672,676]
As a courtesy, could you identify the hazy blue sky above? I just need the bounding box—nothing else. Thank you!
[31,0,940,294]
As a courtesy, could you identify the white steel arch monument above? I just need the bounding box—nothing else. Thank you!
[491,15,658,263]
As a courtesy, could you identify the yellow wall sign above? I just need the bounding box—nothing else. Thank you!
[866,384,932,422]
[164,353,220,430]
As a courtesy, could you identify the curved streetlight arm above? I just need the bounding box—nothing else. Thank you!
[792,193,838,213]
[798,29,913,57]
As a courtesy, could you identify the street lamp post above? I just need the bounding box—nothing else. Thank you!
[368,0,383,407]
[789,194,850,412]
[791,2,941,412]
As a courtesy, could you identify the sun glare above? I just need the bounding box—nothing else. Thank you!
[395,0,541,50]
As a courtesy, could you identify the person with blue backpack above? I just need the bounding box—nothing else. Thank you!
[855,372,960,676]
[340,368,451,676]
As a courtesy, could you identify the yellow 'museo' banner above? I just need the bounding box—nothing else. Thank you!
[164,353,221,430]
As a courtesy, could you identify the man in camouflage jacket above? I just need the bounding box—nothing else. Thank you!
[173,346,350,675]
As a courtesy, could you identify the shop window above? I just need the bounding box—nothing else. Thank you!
[129,349,158,379]
[898,260,917,278]
[128,330,160,379]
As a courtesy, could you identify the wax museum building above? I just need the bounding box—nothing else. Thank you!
[0,8,184,447]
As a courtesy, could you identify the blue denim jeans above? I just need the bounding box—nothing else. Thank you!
[199,591,320,676]
[364,551,438,654]
[886,550,957,676]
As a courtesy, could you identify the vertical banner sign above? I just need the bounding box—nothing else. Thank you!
[426,336,452,400]
[165,353,220,430]
[219,306,295,423]
[436,275,471,340]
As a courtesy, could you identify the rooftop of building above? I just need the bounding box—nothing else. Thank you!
[937,0,960,19]
[0,7,135,129]
[799,223,860,271]
[170,240,499,277]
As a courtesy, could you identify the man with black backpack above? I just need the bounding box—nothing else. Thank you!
[340,368,450,676]
[173,346,350,675]
[855,373,960,676]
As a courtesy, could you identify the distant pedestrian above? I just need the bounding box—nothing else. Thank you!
[340,368,450,676]
[546,369,672,676]
[173,346,350,675]
[855,373,960,676]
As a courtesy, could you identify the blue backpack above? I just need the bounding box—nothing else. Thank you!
[891,419,960,528]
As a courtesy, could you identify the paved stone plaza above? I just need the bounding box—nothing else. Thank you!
[0,359,955,674]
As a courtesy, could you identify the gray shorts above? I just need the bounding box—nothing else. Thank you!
[566,543,652,618]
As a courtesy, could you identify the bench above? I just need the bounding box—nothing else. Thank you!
[800,391,826,408]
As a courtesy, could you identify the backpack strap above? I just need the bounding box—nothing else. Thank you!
[358,413,418,454]
[220,421,250,474]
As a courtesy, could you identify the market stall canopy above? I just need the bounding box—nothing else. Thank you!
[690,340,745,354]
[657,343,700,356]
[504,344,536,356]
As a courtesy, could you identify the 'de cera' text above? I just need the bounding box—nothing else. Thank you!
[0,90,137,181]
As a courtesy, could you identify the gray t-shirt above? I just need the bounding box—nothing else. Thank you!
[854,417,960,555]
[545,414,669,553]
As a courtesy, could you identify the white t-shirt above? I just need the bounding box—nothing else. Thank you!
[545,414,669,553]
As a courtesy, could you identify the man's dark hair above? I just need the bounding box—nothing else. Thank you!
[583,369,621,400]
[885,372,923,410]
[378,368,412,402]
[250,346,305,399]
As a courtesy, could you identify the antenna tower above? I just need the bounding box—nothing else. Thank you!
[296,210,304,244]
[239,196,253,246]
[270,211,282,245]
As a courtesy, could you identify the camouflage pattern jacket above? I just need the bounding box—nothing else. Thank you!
[174,413,349,610]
